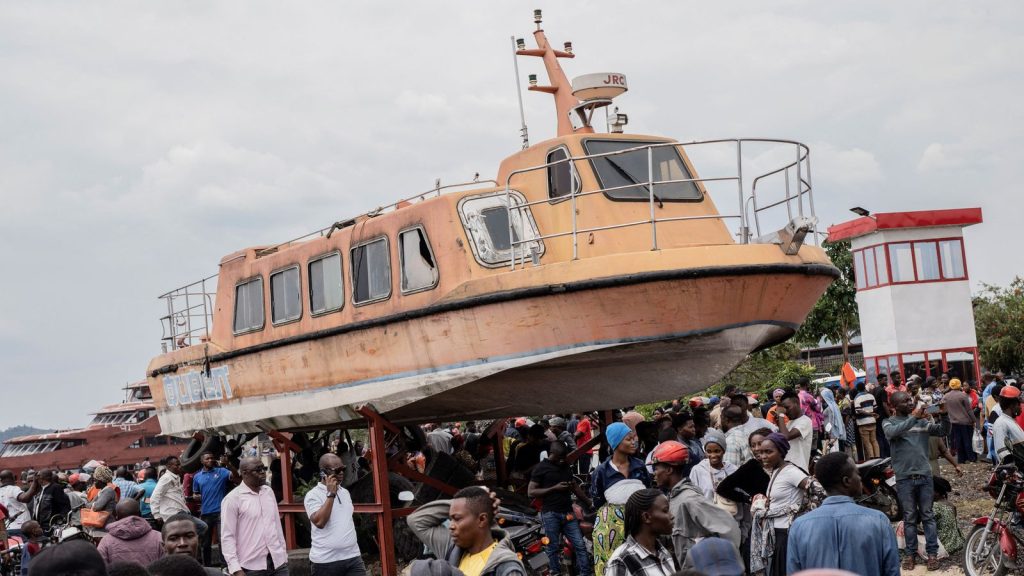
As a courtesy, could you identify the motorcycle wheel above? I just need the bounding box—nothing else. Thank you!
[877,483,903,523]
[963,525,1009,576]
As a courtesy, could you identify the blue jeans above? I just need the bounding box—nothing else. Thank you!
[540,510,592,576]
[896,476,938,556]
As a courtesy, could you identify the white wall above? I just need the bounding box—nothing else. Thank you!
[854,224,977,357]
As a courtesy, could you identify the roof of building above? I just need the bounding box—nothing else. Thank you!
[827,207,983,242]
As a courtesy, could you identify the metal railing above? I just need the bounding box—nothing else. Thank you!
[255,179,498,258]
[155,179,498,349]
[159,274,218,351]
[503,138,816,269]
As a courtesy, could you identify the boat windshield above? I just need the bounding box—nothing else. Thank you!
[583,139,701,202]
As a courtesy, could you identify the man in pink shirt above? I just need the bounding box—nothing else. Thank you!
[220,458,288,576]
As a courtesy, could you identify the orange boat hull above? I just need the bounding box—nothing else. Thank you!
[149,247,835,435]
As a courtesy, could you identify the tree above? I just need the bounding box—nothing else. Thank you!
[795,240,859,363]
[974,277,1024,374]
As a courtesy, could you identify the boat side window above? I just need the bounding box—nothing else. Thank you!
[547,147,576,200]
[309,252,344,315]
[583,139,701,201]
[458,191,544,267]
[481,207,518,252]
[399,227,439,294]
[270,266,302,325]
[351,237,392,304]
[233,277,265,334]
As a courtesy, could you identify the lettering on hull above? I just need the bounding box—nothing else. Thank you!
[162,366,232,407]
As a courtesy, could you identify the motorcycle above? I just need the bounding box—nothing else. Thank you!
[496,497,594,576]
[47,503,90,545]
[497,507,551,576]
[856,457,903,522]
[964,463,1024,575]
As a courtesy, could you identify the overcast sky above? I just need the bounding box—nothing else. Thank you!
[1,2,1020,430]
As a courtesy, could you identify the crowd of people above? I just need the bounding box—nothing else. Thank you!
[1,370,1016,576]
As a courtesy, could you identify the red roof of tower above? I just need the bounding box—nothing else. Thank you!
[827,208,983,242]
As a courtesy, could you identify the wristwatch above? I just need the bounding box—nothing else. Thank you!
[327,493,337,499]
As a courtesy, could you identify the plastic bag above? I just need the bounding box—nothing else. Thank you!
[974,429,985,455]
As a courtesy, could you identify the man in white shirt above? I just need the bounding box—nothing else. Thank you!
[0,470,29,537]
[304,454,365,576]
[150,456,208,535]
[993,386,1024,463]
[778,390,814,472]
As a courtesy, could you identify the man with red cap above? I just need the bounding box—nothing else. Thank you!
[993,385,1024,463]
[649,441,740,566]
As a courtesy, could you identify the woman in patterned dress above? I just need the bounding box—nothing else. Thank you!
[589,422,652,574]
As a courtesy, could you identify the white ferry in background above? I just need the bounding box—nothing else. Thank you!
[0,381,187,474]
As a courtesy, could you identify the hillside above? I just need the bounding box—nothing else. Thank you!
[0,426,51,443]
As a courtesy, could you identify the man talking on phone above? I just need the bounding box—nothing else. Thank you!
[305,453,365,576]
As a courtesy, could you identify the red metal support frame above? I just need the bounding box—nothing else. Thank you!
[267,431,302,550]
[364,407,397,576]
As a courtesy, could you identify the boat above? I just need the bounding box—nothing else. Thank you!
[0,381,188,475]
[146,11,837,437]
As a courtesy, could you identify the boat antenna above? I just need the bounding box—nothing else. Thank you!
[511,36,530,149]
[516,9,589,137]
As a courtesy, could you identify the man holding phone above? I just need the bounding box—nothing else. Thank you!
[883,391,951,571]
[305,453,364,576]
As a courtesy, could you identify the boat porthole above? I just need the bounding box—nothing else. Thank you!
[588,233,595,245]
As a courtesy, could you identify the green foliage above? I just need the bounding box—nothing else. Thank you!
[711,342,815,397]
[293,476,320,500]
[794,240,859,359]
[974,277,1024,374]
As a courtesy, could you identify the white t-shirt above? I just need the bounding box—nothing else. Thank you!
[767,464,807,529]
[785,415,813,472]
[304,484,361,564]
[0,484,28,530]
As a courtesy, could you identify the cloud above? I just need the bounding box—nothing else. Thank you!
[0,1,1021,429]
[813,144,884,186]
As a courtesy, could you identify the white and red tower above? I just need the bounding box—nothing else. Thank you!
[828,208,984,384]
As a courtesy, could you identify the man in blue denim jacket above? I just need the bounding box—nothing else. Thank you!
[883,391,950,571]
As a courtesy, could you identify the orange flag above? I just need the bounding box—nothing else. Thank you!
[840,362,857,388]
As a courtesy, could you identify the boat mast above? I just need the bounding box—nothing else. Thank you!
[515,10,591,137]
[510,36,530,149]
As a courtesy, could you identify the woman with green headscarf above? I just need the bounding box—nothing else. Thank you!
[589,421,652,575]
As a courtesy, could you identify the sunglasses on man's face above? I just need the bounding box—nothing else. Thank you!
[321,466,345,476]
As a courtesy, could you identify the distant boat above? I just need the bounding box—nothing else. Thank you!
[147,12,836,438]
[0,381,188,474]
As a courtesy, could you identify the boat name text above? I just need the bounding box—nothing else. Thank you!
[163,366,232,407]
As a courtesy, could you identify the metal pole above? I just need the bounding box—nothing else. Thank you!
[648,146,657,250]
[369,412,397,576]
[165,295,175,350]
[506,185,516,270]
[785,170,793,222]
[736,140,745,243]
[511,36,529,150]
[570,161,579,260]
[805,149,817,245]
[795,144,804,218]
